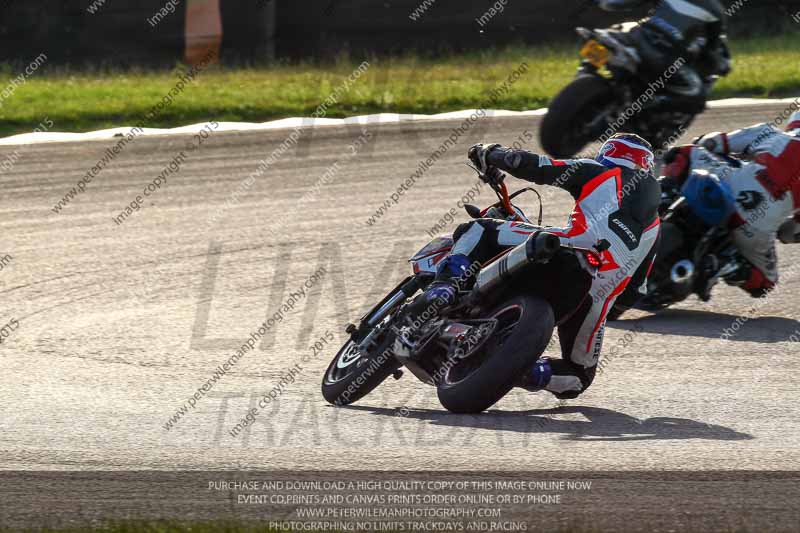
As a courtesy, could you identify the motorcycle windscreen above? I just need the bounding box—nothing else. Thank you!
[681,171,737,227]
[409,235,453,274]
[408,235,453,262]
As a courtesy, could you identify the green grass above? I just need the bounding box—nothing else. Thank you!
[0,34,797,138]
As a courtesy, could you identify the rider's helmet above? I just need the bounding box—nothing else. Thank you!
[596,133,655,172]
[786,110,800,136]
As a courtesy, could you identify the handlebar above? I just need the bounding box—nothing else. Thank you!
[484,172,540,223]
[497,181,521,221]
[466,163,541,225]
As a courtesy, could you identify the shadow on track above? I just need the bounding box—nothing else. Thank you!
[340,404,753,441]
[609,308,800,343]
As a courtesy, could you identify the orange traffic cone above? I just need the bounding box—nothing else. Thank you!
[185,0,222,66]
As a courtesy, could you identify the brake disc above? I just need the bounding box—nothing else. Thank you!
[449,320,497,360]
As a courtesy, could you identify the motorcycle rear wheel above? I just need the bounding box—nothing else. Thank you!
[540,75,615,158]
[436,294,555,414]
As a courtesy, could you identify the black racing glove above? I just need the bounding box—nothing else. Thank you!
[468,143,505,185]
[692,133,727,154]
[481,166,505,186]
[468,143,500,173]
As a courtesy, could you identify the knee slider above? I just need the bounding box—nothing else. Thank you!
[453,218,497,242]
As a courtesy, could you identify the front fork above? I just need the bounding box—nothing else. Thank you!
[348,274,432,350]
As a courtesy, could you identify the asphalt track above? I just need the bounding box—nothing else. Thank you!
[1,103,799,530]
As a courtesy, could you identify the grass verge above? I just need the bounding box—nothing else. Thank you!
[0,34,797,138]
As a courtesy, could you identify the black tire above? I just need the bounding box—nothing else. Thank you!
[436,294,555,414]
[609,220,690,321]
[657,220,686,260]
[540,75,615,158]
[321,333,401,406]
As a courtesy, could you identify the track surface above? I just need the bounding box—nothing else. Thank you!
[1,105,799,527]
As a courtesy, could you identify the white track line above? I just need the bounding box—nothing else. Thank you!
[2,97,797,147]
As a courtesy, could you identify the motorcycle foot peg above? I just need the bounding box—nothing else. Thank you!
[392,369,404,380]
[345,323,357,334]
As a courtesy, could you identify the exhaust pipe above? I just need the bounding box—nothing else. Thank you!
[473,231,560,296]
[670,259,695,285]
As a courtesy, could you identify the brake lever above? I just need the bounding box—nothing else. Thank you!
[465,163,519,220]
[465,162,504,187]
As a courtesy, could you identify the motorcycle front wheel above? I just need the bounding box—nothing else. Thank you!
[540,74,615,158]
[436,293,555,414]
[321,329,401,406]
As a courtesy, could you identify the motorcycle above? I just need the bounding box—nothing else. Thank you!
[608,151,745,320]
[540,21,728,158]
[321,170,606,413]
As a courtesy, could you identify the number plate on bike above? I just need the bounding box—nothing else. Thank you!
[580,40,610,67]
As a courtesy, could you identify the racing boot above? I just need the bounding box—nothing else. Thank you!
[724,260,774,298]
[516,358,588,399]
[515,357,553,392]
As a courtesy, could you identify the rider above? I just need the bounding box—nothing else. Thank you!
[660,110,800,297]
[597,0,731,114]
[405,134,661,399]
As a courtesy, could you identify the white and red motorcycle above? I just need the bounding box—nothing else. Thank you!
[321,171,608,413]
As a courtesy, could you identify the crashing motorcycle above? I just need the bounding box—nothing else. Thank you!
[540,21,729,158]
[321,170,605,413]
[608,150,746,320]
